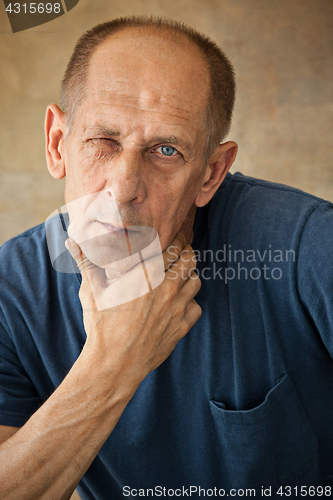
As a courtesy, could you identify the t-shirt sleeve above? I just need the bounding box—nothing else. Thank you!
[297,201,333,356]
[0,313,42,427]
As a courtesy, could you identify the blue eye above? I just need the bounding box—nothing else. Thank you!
[160,146,176,156]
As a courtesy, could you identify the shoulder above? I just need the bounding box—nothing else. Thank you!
[0,224,55,317]
[203,172,333,250]
[0,217,79,301]
[216,171,332,225]
[0,212,78,279]
[0,220,81,342]
[0,223,47,250]
[221,171,331,207]
[0,223,48,280]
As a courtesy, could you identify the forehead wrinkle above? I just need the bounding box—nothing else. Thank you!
[94,102,191,122]
[97,90,196,112]
[82,111,191,130]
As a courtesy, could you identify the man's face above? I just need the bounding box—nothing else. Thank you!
[61,29,211,269]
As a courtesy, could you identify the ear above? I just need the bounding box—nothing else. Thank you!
[195,141,238,208]
[45,104,67,180]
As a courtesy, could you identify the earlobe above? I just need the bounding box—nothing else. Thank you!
[195,141,238,208]
[45,104,66,180]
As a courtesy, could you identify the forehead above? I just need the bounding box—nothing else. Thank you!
[81,28,210,132]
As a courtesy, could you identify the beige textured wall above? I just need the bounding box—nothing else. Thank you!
[0,0,332,249]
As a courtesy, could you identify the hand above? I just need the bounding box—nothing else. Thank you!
[65,231,202,382]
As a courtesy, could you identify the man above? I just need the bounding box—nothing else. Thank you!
[0,16,332,500]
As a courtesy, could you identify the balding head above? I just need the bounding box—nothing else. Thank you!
[85,27,210,159]
[61,16,236,160]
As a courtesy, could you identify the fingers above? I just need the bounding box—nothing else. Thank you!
[184,299,202,330]
[178,272,202,330]
[179,270,201,304]
[165,251,197,292]
[65,238,97,273]
[163,230,198,284]
[65,238,106,301]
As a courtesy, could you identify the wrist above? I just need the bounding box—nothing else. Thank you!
[77,339,144,408]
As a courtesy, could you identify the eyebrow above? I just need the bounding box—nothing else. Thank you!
[84,125,120,138]
[84,126,193,155]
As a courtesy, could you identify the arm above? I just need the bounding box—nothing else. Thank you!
[0,426,19,443]
[0,231,201,500]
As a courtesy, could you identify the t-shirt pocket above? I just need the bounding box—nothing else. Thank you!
[209,373,318,490]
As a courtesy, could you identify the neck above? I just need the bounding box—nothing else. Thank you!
[181,204,197,246]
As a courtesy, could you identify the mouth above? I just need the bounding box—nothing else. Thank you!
[92,221,156,257]
[98,221,128,238]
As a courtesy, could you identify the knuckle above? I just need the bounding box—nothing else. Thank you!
[183,243,195,258]
[192,300,202,321]
[194,273,202,290]
[171,239,182,254]
[180,247,196,270]
[173,230,186,249]
[195,303,203,319]
[163,279,178,301]
[179,320,190,338]
[183,267,197,284]
[165,244,181,268]
[79,259,94,272]
[174,301,185,319]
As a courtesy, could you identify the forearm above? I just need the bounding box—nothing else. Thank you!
[0,346,141,500]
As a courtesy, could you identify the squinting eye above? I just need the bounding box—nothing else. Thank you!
[159,146,177,156]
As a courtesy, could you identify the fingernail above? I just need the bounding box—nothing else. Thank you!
[65,238,80,255]
[65,238,74,249]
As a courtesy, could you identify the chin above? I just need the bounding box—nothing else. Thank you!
[104,252,143,279]
[78,233,130,268]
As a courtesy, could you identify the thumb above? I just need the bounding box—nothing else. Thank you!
[65,237,97,273]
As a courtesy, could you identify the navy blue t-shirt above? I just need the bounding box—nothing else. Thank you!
[1,172,333,499]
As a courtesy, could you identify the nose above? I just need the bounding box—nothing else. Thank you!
[105,150,146,206]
